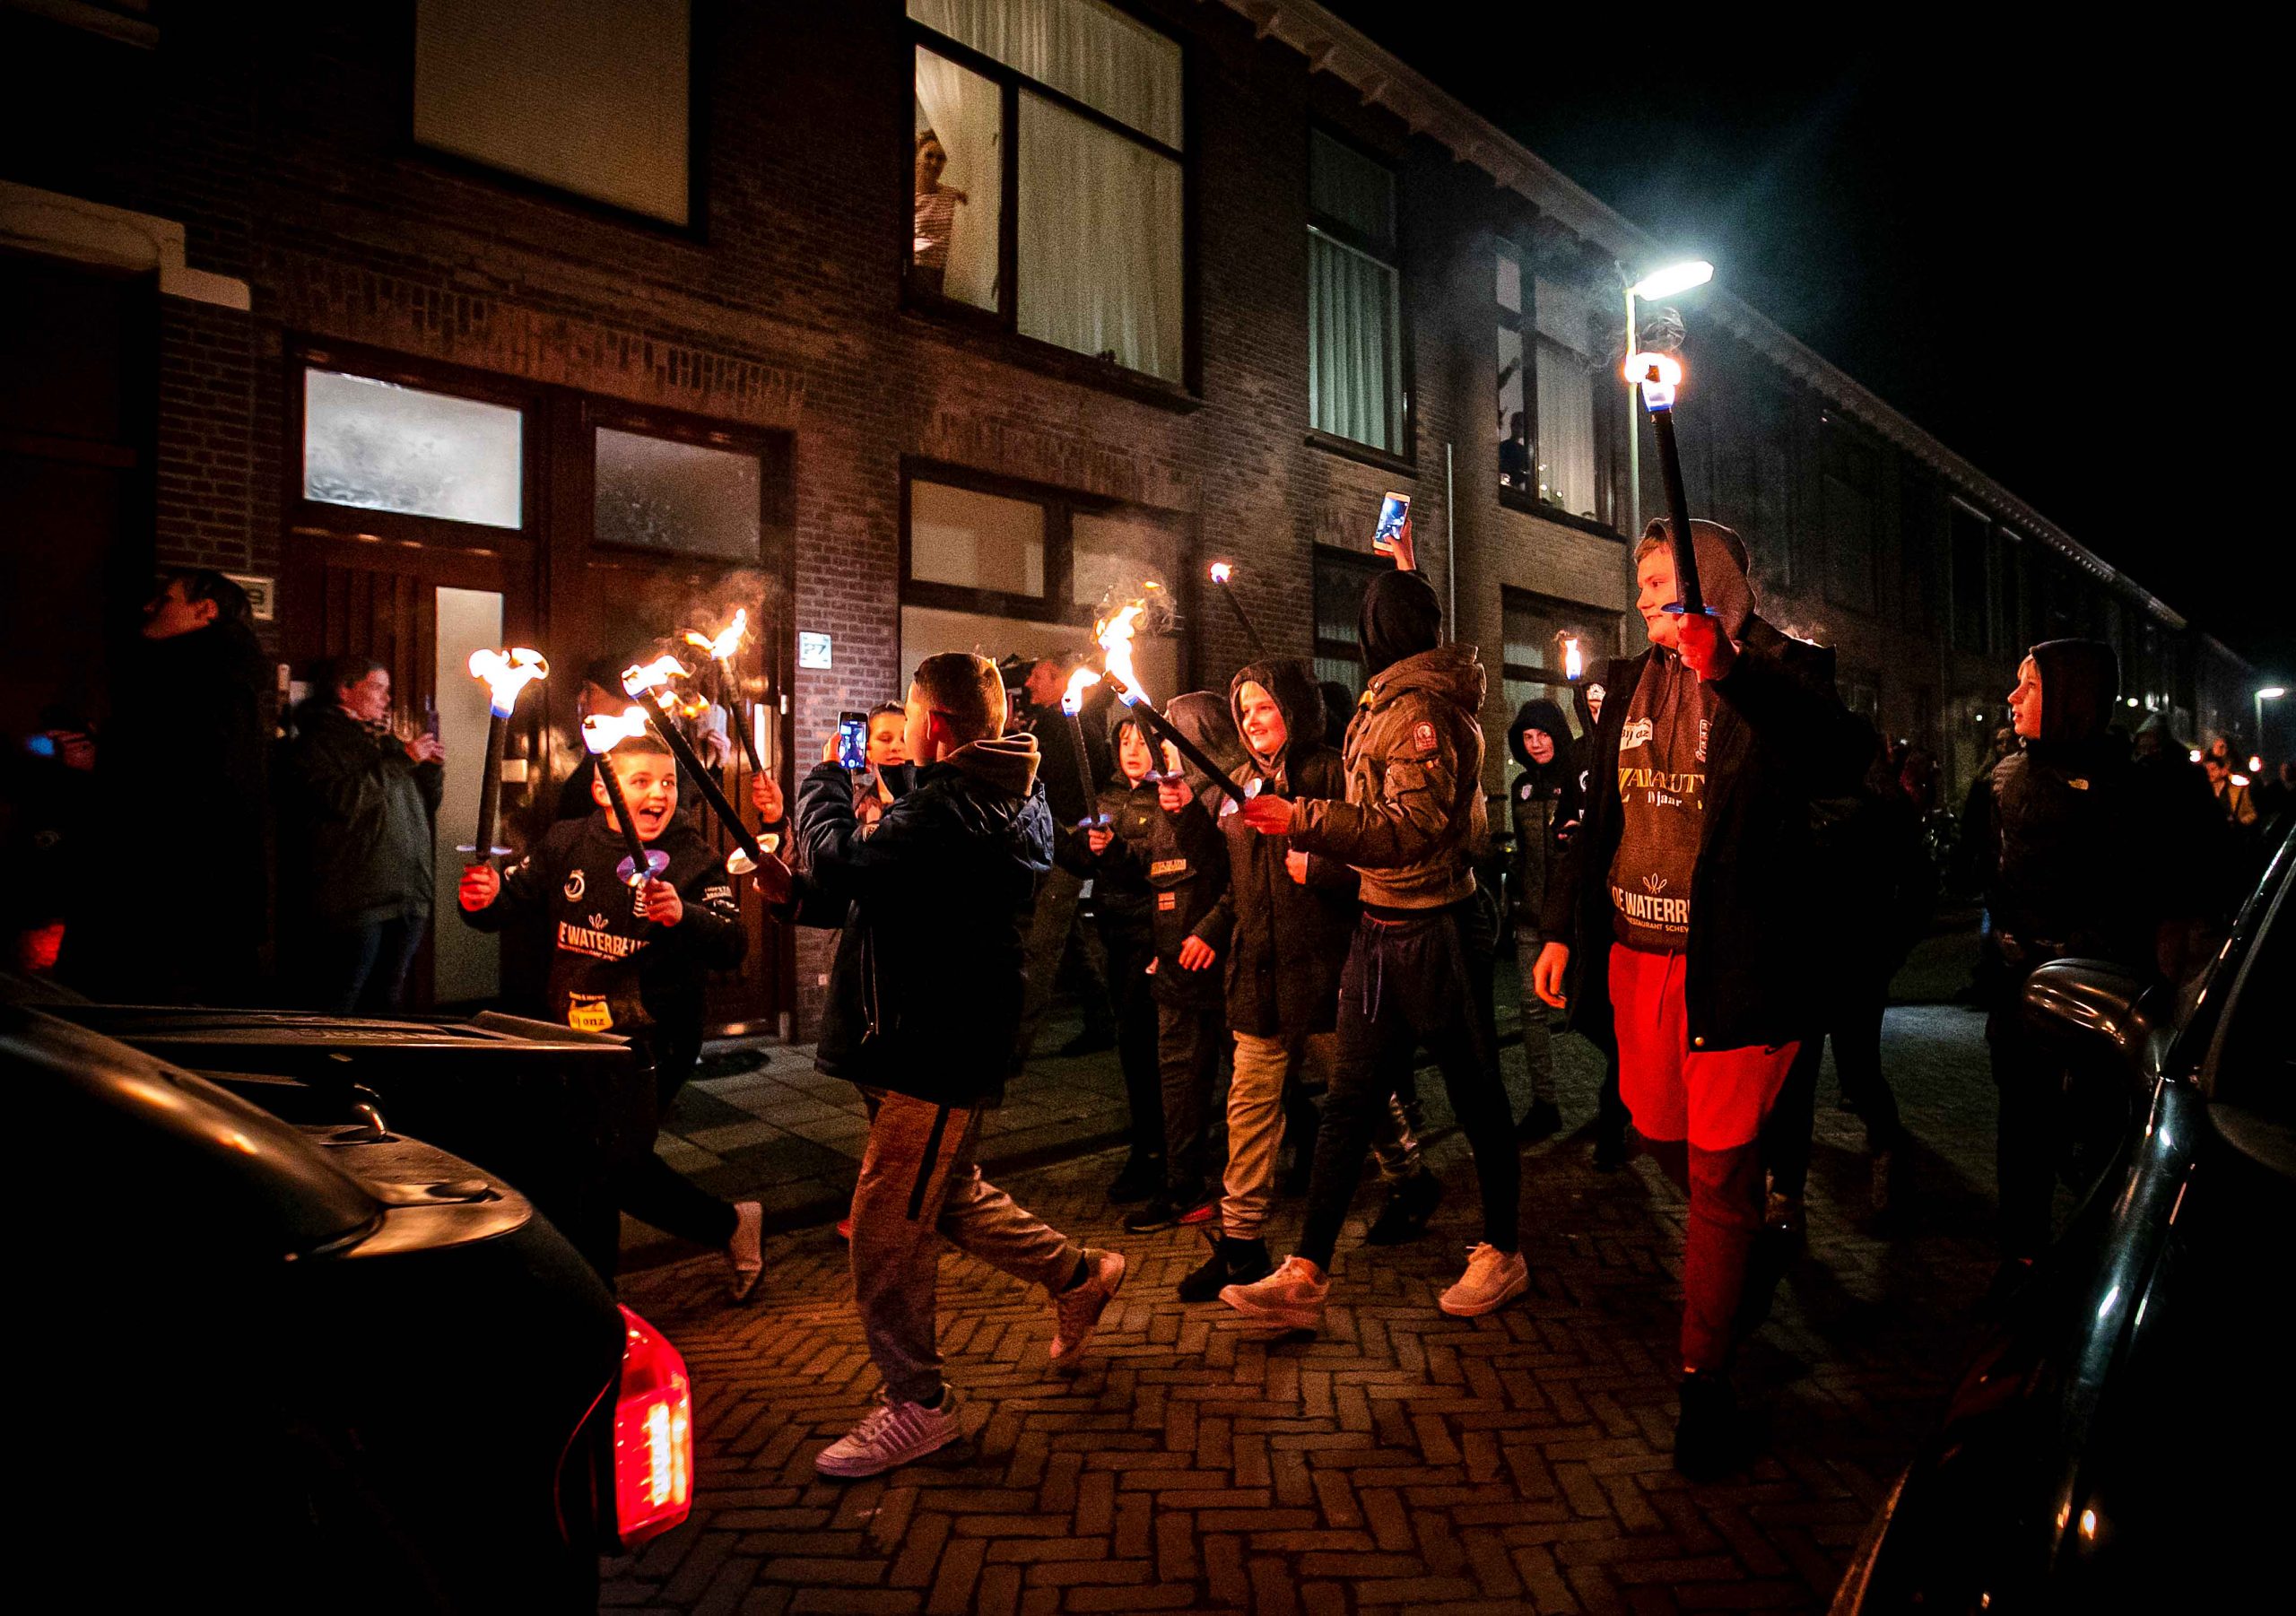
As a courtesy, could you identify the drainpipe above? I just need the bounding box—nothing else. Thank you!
[1444,440,1457,638]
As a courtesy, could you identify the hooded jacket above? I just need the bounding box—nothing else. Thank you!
[1084,698,1233,1006]
[1506,698,1574,927]
[1290,630,1491,910]
[279,700,445,930]
[1541,530,1870,1050]
[794,734,1054,1108]
[1198,660,1359,1039]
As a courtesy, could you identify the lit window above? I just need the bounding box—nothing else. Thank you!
[1531,279,1596,517]
[594,430,761,561]
[1309,130,1402,453]
[301,369,523,529]
[909,480,1047,596]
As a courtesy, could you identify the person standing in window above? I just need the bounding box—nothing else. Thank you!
[1498,412,1532,491]
[911,132,969,299]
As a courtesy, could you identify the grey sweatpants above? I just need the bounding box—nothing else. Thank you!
[850,1089,1082,1404]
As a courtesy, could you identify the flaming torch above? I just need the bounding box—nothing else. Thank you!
[1206,561,1268,656]
[1625,349,1709,621]
[1060,665,1108,829]
[622,656,764,875]
[682,608,765,778]
[1093,601,1247,806]
[1560,632,1584,682]
[581,706,669,887]
[461,647,548,865]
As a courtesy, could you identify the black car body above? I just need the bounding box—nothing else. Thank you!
[15,998,691,1612]
[1833,830,2294,1612]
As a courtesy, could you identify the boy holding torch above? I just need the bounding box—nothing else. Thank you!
[1530,518,1866,1480]
[457,727,775,1300]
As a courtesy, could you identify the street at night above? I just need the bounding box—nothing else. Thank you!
[6,2,2291,1612]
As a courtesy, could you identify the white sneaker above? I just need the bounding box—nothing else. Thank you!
[814,1388,961,1479]
[1438,1243,1527,1317]
[1050,1248,1126,1363]
[726,1201,763,1302]
[1220,1255,1330,1330]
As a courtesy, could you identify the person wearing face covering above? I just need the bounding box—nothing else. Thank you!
[1970,639,2207,1287]
[1507,698,1575,1140]
[1222,535,1527,1331]
[1532,518,1867,1481]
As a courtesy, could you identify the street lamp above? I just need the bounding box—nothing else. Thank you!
[1620,259,1715,543]
[2258,685,2287,757]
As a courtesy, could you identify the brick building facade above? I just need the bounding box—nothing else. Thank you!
[0,0,2248,1032]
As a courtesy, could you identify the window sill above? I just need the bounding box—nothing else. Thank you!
[1497,489,1622,543]
[1302,429,1415,479]
[900,298,1202,414]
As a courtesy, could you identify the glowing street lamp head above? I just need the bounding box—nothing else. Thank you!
[1630,260,1714,301]
[469,647,548,718]
[582,705,652,756]
[1208,560,1233,586]
[2261,686,2289,699]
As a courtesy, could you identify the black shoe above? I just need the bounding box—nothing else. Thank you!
[1515,1099,1562,1142]
[1674,1371,1761,1481]
[1364,1170,1444,1245]
[1107,1153,1164,1203]
[1059,1029,1118,1058]
[1178,1236,1273,1303]
[1591,1129,1629,1173]
[1123,1196,1181,1234]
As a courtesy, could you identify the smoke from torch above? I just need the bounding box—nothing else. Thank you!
[462,647,548,864]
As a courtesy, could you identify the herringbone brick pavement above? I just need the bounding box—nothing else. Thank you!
[608,1003,1999,1615]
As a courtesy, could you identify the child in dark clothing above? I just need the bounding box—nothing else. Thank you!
[1089,697,1233,1235]
[457,731,761,1298]
[1068,710,1165,1209]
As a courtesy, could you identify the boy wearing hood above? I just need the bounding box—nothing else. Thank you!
[1531,519,1866,1479]
[1507,697,1574,1140]
[790,653,1126,1480]
[1971,639,2205,1280]
[1224,539,1527,1327]
[1078,696,1237,1231]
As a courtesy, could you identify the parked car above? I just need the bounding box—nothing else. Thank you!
[1832,828,2293,1612]
[13,997,692,1612]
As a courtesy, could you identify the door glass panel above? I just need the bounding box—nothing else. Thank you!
[594,428,761,560]
[302,369,523,528]
[433,586,504,1003]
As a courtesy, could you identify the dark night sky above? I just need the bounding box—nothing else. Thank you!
[1316,7,2290,680]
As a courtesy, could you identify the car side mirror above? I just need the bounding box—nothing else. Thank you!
[2020,960,2169,1078]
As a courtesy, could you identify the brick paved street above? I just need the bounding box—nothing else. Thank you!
[607,956,2003,1615]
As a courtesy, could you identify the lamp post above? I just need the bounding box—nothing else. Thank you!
[1619,259,1714,543]
[2259,685,2288,757]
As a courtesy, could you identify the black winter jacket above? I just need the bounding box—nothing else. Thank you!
[280,702,444,929]
[795,739,1053,1108]
[1541,619,1866,1050]
[458,812,744,1037]
[1199,661,1360,1040]
[1083,771,1231,1007]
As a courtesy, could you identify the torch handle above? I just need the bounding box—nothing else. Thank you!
[1648,406,1705,619]
[729,688,766,776]
[592,749,655,879]
[1120,693,1246,805]
[643,708,766,865]
[1217,582,1269,656]
[471,713,508,863]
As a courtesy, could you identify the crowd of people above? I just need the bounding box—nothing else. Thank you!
[5,529,2287,1487]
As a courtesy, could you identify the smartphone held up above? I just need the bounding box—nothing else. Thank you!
[1371,491,1411,559]
[836,710,868,772]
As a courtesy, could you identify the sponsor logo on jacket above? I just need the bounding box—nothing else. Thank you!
[1619,717,1654,752]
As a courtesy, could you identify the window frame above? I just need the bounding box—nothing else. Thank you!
[1493,237,1538,506]
[898,456,1187,632]
[1500,586,1622,715]
[1820,413,1881,614]
[584,395,789,569]
[401,0,709,240]
[1310,543,1390,695]
[902,4,1195,391]
[1304,121,1412,467]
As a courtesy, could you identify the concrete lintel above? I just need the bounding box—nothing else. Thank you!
[0,179,251,311]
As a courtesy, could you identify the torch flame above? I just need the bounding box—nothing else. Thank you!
[1095,603,1149,707]
[581,705,653,756]
[1060,665,1101,717]
[469,647,549,718]
[682,606,748,665]
[1563,636,1584,681]
[1208,560,1233,585]
[1624,351,1683,411]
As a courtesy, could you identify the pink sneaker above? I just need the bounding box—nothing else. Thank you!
[1049,1248,1126,1363]
[1220,1255,1329,1330]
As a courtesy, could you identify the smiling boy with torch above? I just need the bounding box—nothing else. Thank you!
[458,708,779,1299]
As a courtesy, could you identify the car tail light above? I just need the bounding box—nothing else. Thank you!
[613,1305,691,1545]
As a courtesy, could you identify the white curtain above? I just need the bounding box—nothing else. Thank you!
[1309,231,1398,451]
[913,48,1003,310]
[1535,340,1596,516]
[1017,93,1182,381]
[909,0,1180,148]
